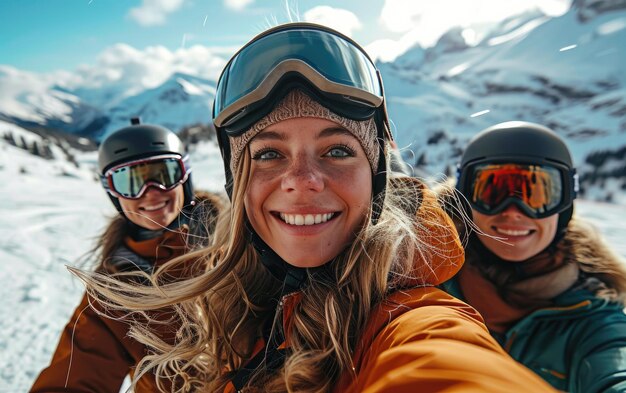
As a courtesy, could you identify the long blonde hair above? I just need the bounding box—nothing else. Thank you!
[75,146,455,393]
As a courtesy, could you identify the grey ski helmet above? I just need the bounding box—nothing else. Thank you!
[457,121,578,234]
[98,118,194,212]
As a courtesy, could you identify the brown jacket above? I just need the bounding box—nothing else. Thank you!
[30,191,224,393]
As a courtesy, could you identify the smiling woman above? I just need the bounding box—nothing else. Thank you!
[442,121,626,392]
[30,120,224,392]
[244,100,373,268]
[75,23,557,393]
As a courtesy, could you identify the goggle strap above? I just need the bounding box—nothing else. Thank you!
[181,154,192,174]
[571,168,579,197]
[216,127,234,199]
[100,175,111,192]
[376,69,394,142]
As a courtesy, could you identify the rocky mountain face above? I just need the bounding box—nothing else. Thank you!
[573,0,626,21]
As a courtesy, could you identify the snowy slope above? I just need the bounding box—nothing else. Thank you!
[0,128,110,391]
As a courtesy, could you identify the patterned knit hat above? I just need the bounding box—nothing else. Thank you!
[228,89,380,175]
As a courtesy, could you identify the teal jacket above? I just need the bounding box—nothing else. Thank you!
[444,278,626,392]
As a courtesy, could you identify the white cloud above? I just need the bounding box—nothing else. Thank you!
[224,0,255,11]
[128,0,185,26]
[52,43,233,108]
[378,0,570,49]
[303,6,361,37]
[80,43,230,87]
[365,35,416,63]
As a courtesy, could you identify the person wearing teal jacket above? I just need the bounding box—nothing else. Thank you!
[441,121,626,392]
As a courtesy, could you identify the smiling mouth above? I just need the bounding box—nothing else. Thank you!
[277,212,336,226]
[493,227,534,237]
[140,201,168,212]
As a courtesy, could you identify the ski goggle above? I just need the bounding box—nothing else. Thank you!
[212,23,386,136]
[458,162,578,218]
[100,154,190,199]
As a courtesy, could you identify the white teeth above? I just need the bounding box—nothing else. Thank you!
[279,212,334,226]
[143,201,167,211]
[496,228,531,236]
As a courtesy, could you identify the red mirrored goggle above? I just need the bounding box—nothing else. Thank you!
[101,154,190,199]
[458,162,577,218]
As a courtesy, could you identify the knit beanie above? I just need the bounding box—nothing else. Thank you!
[228,89,380,175]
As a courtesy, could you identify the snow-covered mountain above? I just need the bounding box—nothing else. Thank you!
[1,0,625,202]
[100,72,215,140]
[0,66,108,136]
[380,0,626,203]
[0,68,216,141]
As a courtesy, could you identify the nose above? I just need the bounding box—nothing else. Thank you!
[281,155,324,193]
[140,183,167,198]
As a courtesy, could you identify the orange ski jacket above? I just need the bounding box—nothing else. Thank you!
[224,178,556,393]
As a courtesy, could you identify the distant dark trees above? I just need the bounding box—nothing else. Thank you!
[178,123,216,147]
[585,147,626,168]
[3,131,55,160]
[579,146,626,197]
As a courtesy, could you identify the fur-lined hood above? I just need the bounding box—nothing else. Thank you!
[435,181,626,304]
[562,217,626,304]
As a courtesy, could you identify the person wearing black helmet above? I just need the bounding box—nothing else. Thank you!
[97,119,196,233]
[30,119,224,392]
[78,24,555,393]
[441,121,626,392]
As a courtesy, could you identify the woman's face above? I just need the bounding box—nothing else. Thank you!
[118,185,185,230]
[472,204,558,261]
[244,117,373,268]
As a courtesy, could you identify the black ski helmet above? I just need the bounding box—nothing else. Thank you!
[98,118,194,214]
[457,121,578,236]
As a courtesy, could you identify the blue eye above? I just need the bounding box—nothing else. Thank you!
[326,145,355,158]
[253,149,280,160]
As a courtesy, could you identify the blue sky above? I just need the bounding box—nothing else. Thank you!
[1,0,384,72]
[1,0,571,74]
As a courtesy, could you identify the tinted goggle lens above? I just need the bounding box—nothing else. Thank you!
[106,157,186,199]
[468,163,564,217]
[213,25,383,133]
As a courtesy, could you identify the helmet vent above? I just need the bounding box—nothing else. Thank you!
[152,141,165,146]
[114,148,128,154]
